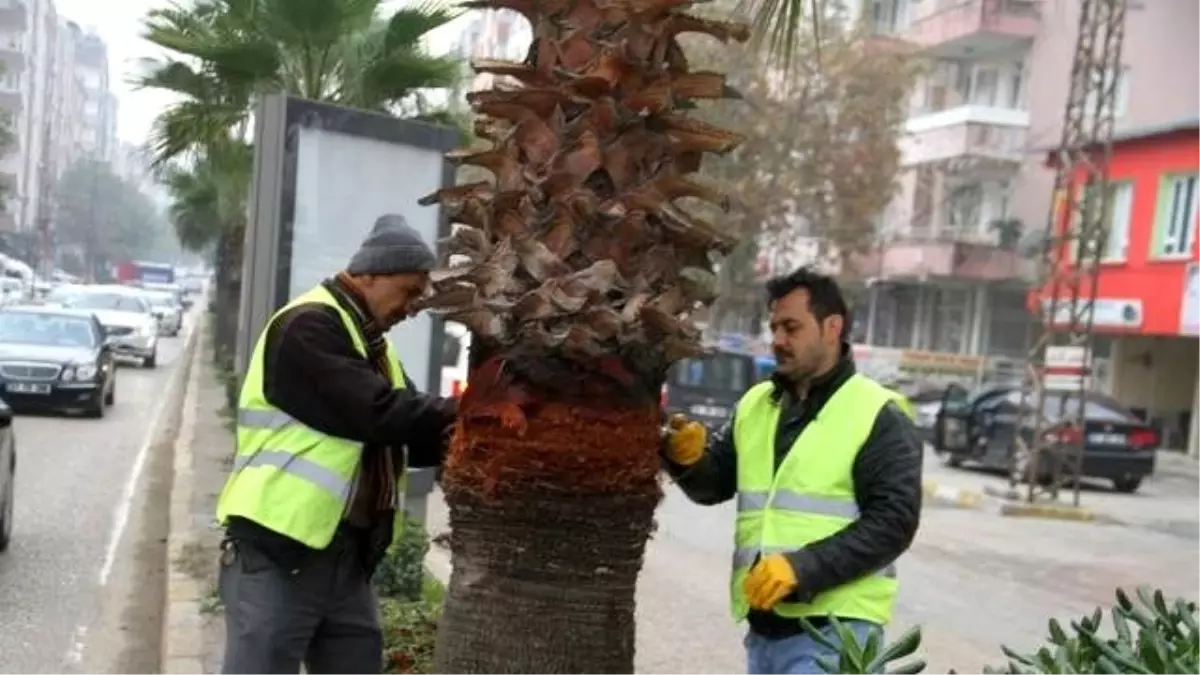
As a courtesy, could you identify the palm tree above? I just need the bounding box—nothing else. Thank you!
[137,0,463,367]
[419,0,773,670]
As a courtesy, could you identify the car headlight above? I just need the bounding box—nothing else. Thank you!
[74,363,98,380]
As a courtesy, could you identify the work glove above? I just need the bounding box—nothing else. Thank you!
[743,553,798,611]
[663,413,706,466]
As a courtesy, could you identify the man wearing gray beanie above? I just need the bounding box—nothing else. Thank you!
[216,213,457,674]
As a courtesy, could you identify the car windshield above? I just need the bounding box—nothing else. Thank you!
[71,292,149,313]
[0,312,95,348]
[145,293,175,307]
[672,353,752,392]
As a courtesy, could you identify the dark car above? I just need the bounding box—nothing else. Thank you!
[0,396,13,552]
[0,306,118,418]
[934,384,1158,493]
[663,349,756,429]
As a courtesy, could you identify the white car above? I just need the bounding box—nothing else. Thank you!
[63,287,159,368]
[139,290,183,337]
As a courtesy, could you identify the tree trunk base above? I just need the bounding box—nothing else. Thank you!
[433,403,662,674]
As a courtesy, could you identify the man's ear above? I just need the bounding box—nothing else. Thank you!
[823,315,844,341]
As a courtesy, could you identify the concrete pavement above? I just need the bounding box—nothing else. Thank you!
[0,313,197,674]
[425,459,1199,674]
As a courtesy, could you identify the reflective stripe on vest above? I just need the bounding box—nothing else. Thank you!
[216,284,408,550]
[729,374,903,625]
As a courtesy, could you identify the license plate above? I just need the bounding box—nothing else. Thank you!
[7,382,51,394]
[1087,432,1127,446]
[690,404,729,418]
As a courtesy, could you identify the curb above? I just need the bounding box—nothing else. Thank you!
[999,501,1097,522]
[922,479,984,509]
[160,314,207,674]
[425,544,451,585]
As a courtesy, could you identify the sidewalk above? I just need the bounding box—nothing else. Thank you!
[160,320,232,673]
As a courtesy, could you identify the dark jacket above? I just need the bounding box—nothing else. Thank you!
[227,277,456,571]
[666,349,923,638]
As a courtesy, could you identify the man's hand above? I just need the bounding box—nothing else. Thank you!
[664,414,707,466]
[743,553,798,611]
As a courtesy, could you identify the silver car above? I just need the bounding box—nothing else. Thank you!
[62,287,159,368]
[140,290,183,337]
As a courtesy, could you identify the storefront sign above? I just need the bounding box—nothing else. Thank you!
[1043,298,1143,330]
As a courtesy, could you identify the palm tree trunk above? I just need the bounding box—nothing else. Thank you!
[213,226,243,372]
[433,395,662,673]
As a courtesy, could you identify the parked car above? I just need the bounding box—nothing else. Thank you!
[0,306,118,417]
[0,395,13,552]
[662,349,756,430]
[142,281,191,310]
[934,384,1159,493]
[60,286,159,368]
[139,289,184,337]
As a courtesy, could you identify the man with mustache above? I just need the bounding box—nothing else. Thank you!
[216,214,457,674]
[663,267,923,674]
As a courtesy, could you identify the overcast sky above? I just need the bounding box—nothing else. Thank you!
[54,0,470,148]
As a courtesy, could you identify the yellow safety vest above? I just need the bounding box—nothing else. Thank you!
[216,285,408,550]
[730,374,902,625]
[893,392,916,420]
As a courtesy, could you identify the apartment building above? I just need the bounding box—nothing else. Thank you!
[73,29,114,162]
[454,9,532,91]
[859,0,1199,368]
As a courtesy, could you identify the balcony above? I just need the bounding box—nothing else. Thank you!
[0,0,26,28]
[901,105,1029,168]
[905,0,1040,58]
[854,232,1037,282]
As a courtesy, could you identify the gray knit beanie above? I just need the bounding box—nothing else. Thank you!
[346,214,436,275]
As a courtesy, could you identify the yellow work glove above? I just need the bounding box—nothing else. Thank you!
[664,413,706,466]
[743,553,799,611]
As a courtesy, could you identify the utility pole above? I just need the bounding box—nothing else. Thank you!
[1009,0,1128,506]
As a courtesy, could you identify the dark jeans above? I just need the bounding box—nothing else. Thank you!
[219,529,382,674]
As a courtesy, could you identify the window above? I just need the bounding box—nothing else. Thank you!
[970,67,1000,106]
[1007,63,1024,108]
[440,333,462,367]
[1154,173,1198,258]
[1073,181,1133,262]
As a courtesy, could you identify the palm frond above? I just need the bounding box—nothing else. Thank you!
[382,2,460,51]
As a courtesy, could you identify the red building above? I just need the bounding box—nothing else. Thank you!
[1042,119,1198,454]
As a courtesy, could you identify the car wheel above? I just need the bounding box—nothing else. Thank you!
[1113,477,1142,493]
[0,457,13,553]
[143,351,157,369]
[86,393,105,419]
[104,377,115,406]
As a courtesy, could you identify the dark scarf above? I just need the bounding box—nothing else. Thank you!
[325,273,398,516]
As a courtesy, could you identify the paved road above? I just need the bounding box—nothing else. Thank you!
[427,452,1200,673]
[0,319,192,674]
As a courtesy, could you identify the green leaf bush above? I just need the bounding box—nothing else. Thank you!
[377,519,444,674]
[808,587,1198,675]
[988,587,1199,675]
[799,616,926,674]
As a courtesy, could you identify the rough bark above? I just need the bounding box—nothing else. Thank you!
[433,390,662,673]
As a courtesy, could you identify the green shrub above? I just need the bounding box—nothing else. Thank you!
[799,616,925,674]
[374,518,431,601]
[380,575,444,674]
[987,587,1199,674]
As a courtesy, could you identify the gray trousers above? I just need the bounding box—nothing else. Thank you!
[219,532,382,674]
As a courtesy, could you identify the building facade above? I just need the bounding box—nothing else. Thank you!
[1040,121,1198,453]
[861,0,1199,366]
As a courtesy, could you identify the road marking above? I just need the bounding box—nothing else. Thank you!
[100,318,196,586]
[64,624,87,666]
